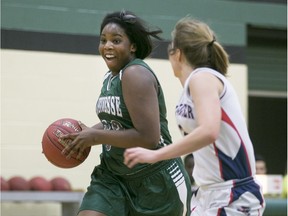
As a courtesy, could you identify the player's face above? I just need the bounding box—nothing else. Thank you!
[256,161,267,174]
[99,23,136,74]
[168,42,181,78]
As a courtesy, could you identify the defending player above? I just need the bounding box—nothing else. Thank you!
[125,17,266,215]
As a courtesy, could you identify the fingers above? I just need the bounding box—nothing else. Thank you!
[61,134,79,158]
[60,127,89,160]
[124,148,141,168]
[61,141,76,159]
[60,133,77,139]
[61,140,85,160]
[76,147,86,160]
[78,121,88,130]
[124,157,138,168]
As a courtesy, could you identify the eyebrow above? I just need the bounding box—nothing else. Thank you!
[100,33,123,37]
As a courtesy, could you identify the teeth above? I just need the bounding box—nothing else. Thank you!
[105,54,114,58]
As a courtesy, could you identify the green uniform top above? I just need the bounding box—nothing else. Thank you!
[96,58,172,175]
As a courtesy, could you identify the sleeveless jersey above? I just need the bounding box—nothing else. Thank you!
[175,67,256,186]
[96,58,172,175]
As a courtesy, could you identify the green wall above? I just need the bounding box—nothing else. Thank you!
[1,0,287,92]
[1,0,286,46]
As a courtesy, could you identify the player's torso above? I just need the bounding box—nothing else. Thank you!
[96,59,172,175]
[176,67,256,186]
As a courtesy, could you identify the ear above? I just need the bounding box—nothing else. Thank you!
[175,49,182,62]
[130,43,137,53]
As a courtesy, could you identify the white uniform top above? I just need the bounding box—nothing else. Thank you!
[175,67,256,187]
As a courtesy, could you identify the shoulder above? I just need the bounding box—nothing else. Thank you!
[192,68,226,83]
[121,62,156,84]
[190,69,219,86]
[191,67,226,83]
[123,59,151,72]
[189,68,224,96]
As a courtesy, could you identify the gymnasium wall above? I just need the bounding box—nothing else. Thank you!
[2,0,286,44]
[1,49,247,216]
[1,0,286,92]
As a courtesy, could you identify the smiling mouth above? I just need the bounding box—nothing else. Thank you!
[105,54,115,60]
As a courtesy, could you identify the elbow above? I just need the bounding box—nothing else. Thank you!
[203,127,219,144]
[147,137,161,149]
[143,133,161,149]
[136,124,161,149]
[207,132,218,144]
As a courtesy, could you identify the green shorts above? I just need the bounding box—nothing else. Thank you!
[79,158,192,216]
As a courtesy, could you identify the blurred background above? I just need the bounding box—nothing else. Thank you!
[1,0,287,216]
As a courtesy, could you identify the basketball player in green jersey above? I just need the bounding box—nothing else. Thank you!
[61,10,192,216]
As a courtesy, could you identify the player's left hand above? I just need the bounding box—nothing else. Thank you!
[61,121,95,160]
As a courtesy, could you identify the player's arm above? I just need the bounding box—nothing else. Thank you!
[61,65,161,158]
[124,72,223,167]
[92,122,103,130]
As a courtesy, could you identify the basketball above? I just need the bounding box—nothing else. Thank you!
[29,176,52,191]
[8,176,30,191]
[51,177,72,191]
[42,118,91,168]
[1,176,10,191]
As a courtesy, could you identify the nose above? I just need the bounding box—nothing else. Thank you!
[104,41,113,50]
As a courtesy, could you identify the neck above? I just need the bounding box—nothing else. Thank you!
[178,64,195,87]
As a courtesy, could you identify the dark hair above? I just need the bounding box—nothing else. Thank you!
[184,153,194,164]
[255,153,265,161]
[100,10,163,59]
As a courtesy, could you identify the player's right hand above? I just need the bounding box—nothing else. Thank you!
[124,147,159,168]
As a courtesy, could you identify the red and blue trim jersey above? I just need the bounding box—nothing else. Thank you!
[175,67,256,186]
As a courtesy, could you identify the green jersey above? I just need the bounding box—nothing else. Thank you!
[96,58,172,175]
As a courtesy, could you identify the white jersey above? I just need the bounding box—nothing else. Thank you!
[176,67,256,187]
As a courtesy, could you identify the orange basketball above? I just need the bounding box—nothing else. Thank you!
[1,176,10,191]
[8,176,30,191]
[42,118,91,168]
[29,176,52,191]
[50,177,72,191]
